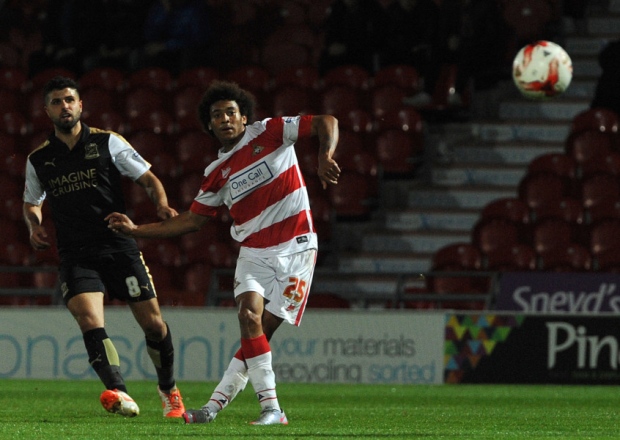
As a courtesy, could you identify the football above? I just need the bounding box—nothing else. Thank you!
[512,40,573,100]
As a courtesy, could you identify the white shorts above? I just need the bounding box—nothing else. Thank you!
[234,249,317,326]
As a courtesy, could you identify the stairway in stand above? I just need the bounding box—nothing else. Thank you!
[330,1,617,281]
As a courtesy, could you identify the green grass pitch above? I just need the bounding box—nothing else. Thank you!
[1,379,619,439]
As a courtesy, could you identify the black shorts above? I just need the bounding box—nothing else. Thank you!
[59,249,157,305]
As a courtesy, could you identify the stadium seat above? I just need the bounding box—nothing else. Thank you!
[128,109,176,135]
[485,243,537,271]
[518,172,570,210]
[472,217,521,255]
[0,110,30,136]
[183,262,212,299]
[127,67,174,91]
[124,87,166,119]
[373,106,424,134]
[570,107,619,135]
[0,67,28,92]
[84,109,127,134]
[327,171,374,218]
[432,243,483,271]
[173,86,204,131]
[0,89,19,112]
[425,267,488,310]
[1,151,26,179]
[178,172,205,206]
[566,130,615,166]
[30,68,77,91]
[226,65,271,97]
[502,0,558,41]
[27,90,49,132]
[309,193,332,243]
[271,85,315,117]
[273,65,321,91]
[319,85,363,121]
[80,87,116,119]
[126,131,167,158]
[339,108,374,134]
[538,243,592,272]
[588,218,620,258]
[0,241,32,266]
[79,67,126,92]
[579,173,620,210]
[176,130,218,174]
[140,240,184,267]
[176,66,219,89]
[374,129,423,176]
[261,41,312,76]
[581,152,620,179]
[370,85,407,119]
[586,199,620,223]
[527,153,578,180]
[322,64,371,90]
[531,217,575,255]
[481,197,531,224]
[373,64,421,95]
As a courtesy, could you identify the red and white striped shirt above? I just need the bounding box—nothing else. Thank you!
[190,115,318,258]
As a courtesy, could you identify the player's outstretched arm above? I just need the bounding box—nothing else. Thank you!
[135,170,179,219]
[311,115,341,189]
[106,210,209,239]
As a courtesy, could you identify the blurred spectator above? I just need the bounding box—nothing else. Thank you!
[129,0,214,75]
[590,39,620,116]
[318,0,386,75]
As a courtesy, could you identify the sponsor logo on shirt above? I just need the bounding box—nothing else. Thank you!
[229,161,273,200]
[296,236,309,244]
[84,143,100,159]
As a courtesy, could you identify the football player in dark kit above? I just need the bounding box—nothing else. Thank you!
[22,76,185,418]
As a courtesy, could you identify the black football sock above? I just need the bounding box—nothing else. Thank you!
[146,322,176,392]
[83,327,127,392]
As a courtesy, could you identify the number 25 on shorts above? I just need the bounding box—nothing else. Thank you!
[283,277,306,303]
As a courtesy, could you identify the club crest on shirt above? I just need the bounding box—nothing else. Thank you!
[252,145,264,155]
[84,143,100,159]
[221,167,231,178]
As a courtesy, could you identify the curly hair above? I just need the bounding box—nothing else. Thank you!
[197,80,257,134]
[43,76,80,103]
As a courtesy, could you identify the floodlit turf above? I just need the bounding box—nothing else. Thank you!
[1,380,619,439]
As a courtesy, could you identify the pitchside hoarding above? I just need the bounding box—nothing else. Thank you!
[446,314,620,385]
[0,308,445,384]
[496,272,620,313]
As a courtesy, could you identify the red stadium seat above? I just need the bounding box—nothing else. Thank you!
[226,65,271,96]
[566,130,615,165]
[339,108,374,134]
[84,110,127,134]
[322,64,371,90]
[588,218,620,257]
[0,67,28,92]
[127,67,174,91]
[374,129,423,176]
[481,197,531,224]
[80,87,116,120]
[370,85,407,119]
[0,110,30,136]
[124,87,165,119]
[373,106,424,134]
[485,244,537,271]
[173,86,204,131]
[527,153,578,180]
[472,217,521,255]
[581,152,620,179]
[176,130,218,174]
[183,263,212,299]
[570,107,619,135]
[579,173,620,210]
[272,85,315,117]
[126,131,167,158]
[307,293,350,308]
[176,67,219,89]
[79,67,126,92]
[273,65,321,91]
[373,64,421,95]
[432,243,482,271]
[261,41,311,76]
[531,217,575,255]
[319,85,362,121]
[30,67,76,90]
[128,109,176,135]
[0,89,19,112]
[538,243,592,272]
[327,171,375,218]
[518,172,570,210]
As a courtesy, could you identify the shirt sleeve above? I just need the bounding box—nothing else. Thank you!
[108,133,152,180]
[23,158,46,205]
